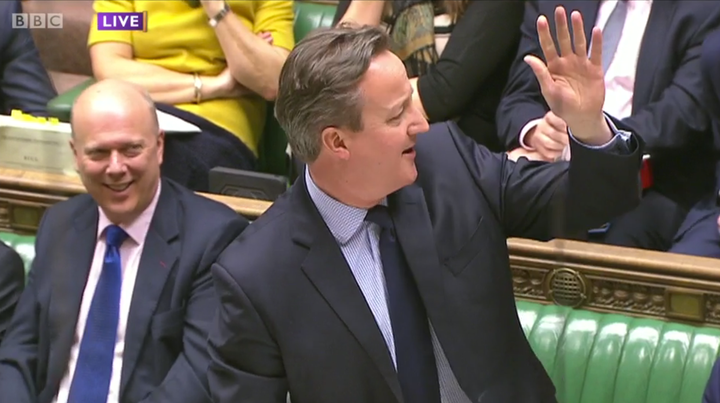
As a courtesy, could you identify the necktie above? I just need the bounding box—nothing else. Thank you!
[366,205,440,403]
[67,225,128,403]
[601,0,628,74]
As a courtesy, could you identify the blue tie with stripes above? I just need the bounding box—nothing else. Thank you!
[67,224,128,403]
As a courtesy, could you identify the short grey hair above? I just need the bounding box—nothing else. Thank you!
[274,23,390,163]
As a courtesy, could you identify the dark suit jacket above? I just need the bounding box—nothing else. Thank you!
[0,179,249,403]
[207,121,643,403]
[704,356,720,403]
[701,28,720,191]
[0,0,57,115]
[496,0,720,208]
[0,240,25,345]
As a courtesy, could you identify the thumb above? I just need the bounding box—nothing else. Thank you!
[524,55,554,96]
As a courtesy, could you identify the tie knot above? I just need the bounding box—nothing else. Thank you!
[105,225,128,248]
[365,205,394,230]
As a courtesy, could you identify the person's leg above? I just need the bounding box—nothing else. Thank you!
[589,190,688,251]
[668,196,720,258]
[156,103,257,192]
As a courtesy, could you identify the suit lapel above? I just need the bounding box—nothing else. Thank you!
[389,186,446,333]
[46,199,98,393]
[119,182,180,395]
[633,1,676,109]
[293,177,403,402]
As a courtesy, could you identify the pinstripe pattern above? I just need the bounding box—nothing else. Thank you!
[306,170,471,403]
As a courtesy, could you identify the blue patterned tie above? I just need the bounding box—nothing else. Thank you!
[366,205,441,403]
[67,224,128,403]
[601,0,628,74]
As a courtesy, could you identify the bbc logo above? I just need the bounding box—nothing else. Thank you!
[11,13,63,29]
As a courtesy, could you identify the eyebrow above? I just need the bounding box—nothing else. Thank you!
[388,92,412,115]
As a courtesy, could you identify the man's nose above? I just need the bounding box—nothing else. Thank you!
[106,150,127,174]
[408,106,430,137]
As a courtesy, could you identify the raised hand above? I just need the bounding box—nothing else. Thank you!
[524,7,611,144]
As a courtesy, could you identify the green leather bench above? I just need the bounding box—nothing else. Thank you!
[45,1,338,179]
[0,229,717,402]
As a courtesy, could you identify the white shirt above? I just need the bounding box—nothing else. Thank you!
[519,0,653,149]
[53,182,162,403]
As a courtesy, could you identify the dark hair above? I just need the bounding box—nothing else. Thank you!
[274,23,390,163]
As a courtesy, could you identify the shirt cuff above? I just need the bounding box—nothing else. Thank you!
[519,118,543,150]
[568,113,633,154]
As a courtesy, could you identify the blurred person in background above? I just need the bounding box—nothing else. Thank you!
[334,0,524,150]
[88,0,294,192]
[0,0,57,115]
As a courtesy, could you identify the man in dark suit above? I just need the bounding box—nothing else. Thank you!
[0,241,25,344]
[207,10,643,403]
[669,28,720,258]
[496,1,720,251]
[0,0,57,115]
[0,79,249,403]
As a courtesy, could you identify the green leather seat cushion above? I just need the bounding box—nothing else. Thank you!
[0,232,35,275]
[518,300,719,403]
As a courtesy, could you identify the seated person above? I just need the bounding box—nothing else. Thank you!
[497,0,720,251]
[668,28,720,259]
[334,0,523,150]
[0,241,25,346]
[0,79,249,403]
[88,0,294,192]
[0,0,57,115]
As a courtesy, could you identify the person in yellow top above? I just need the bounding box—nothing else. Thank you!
[87,0,295,192]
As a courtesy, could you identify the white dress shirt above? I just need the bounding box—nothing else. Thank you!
[53,183,162,403]
[519,0,653,149]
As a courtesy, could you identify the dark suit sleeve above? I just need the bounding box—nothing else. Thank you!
[0,0,57,116]
[207,262,288,403]
[705,358,720,403]
[416,1,524,122]
[494,0,549,150]
[451,121,643,239]
[620,6,720,154]
[139,216,248,403]
[0,242,25,344]
[0,214,50,403]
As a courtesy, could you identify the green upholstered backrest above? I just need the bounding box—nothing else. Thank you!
[0,232,36,275]
[518,300,720,403]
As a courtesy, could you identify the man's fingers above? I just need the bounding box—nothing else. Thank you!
[571,10,587,58]
[524,55,554,95]
[536,15,558,63]
[554,7,573,57]
[589,26,603,67]
[545,111,567,131]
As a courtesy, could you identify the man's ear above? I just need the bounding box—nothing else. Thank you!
[156,130,165,165]
[320,126,351,160]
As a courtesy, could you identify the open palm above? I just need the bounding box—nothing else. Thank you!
[525,7,605,133]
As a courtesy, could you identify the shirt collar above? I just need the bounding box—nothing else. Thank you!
[305,168,383,245]
[97,181,162,245]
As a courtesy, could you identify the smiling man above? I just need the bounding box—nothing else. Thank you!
[0,79,249,403]
[207,10,644,403]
